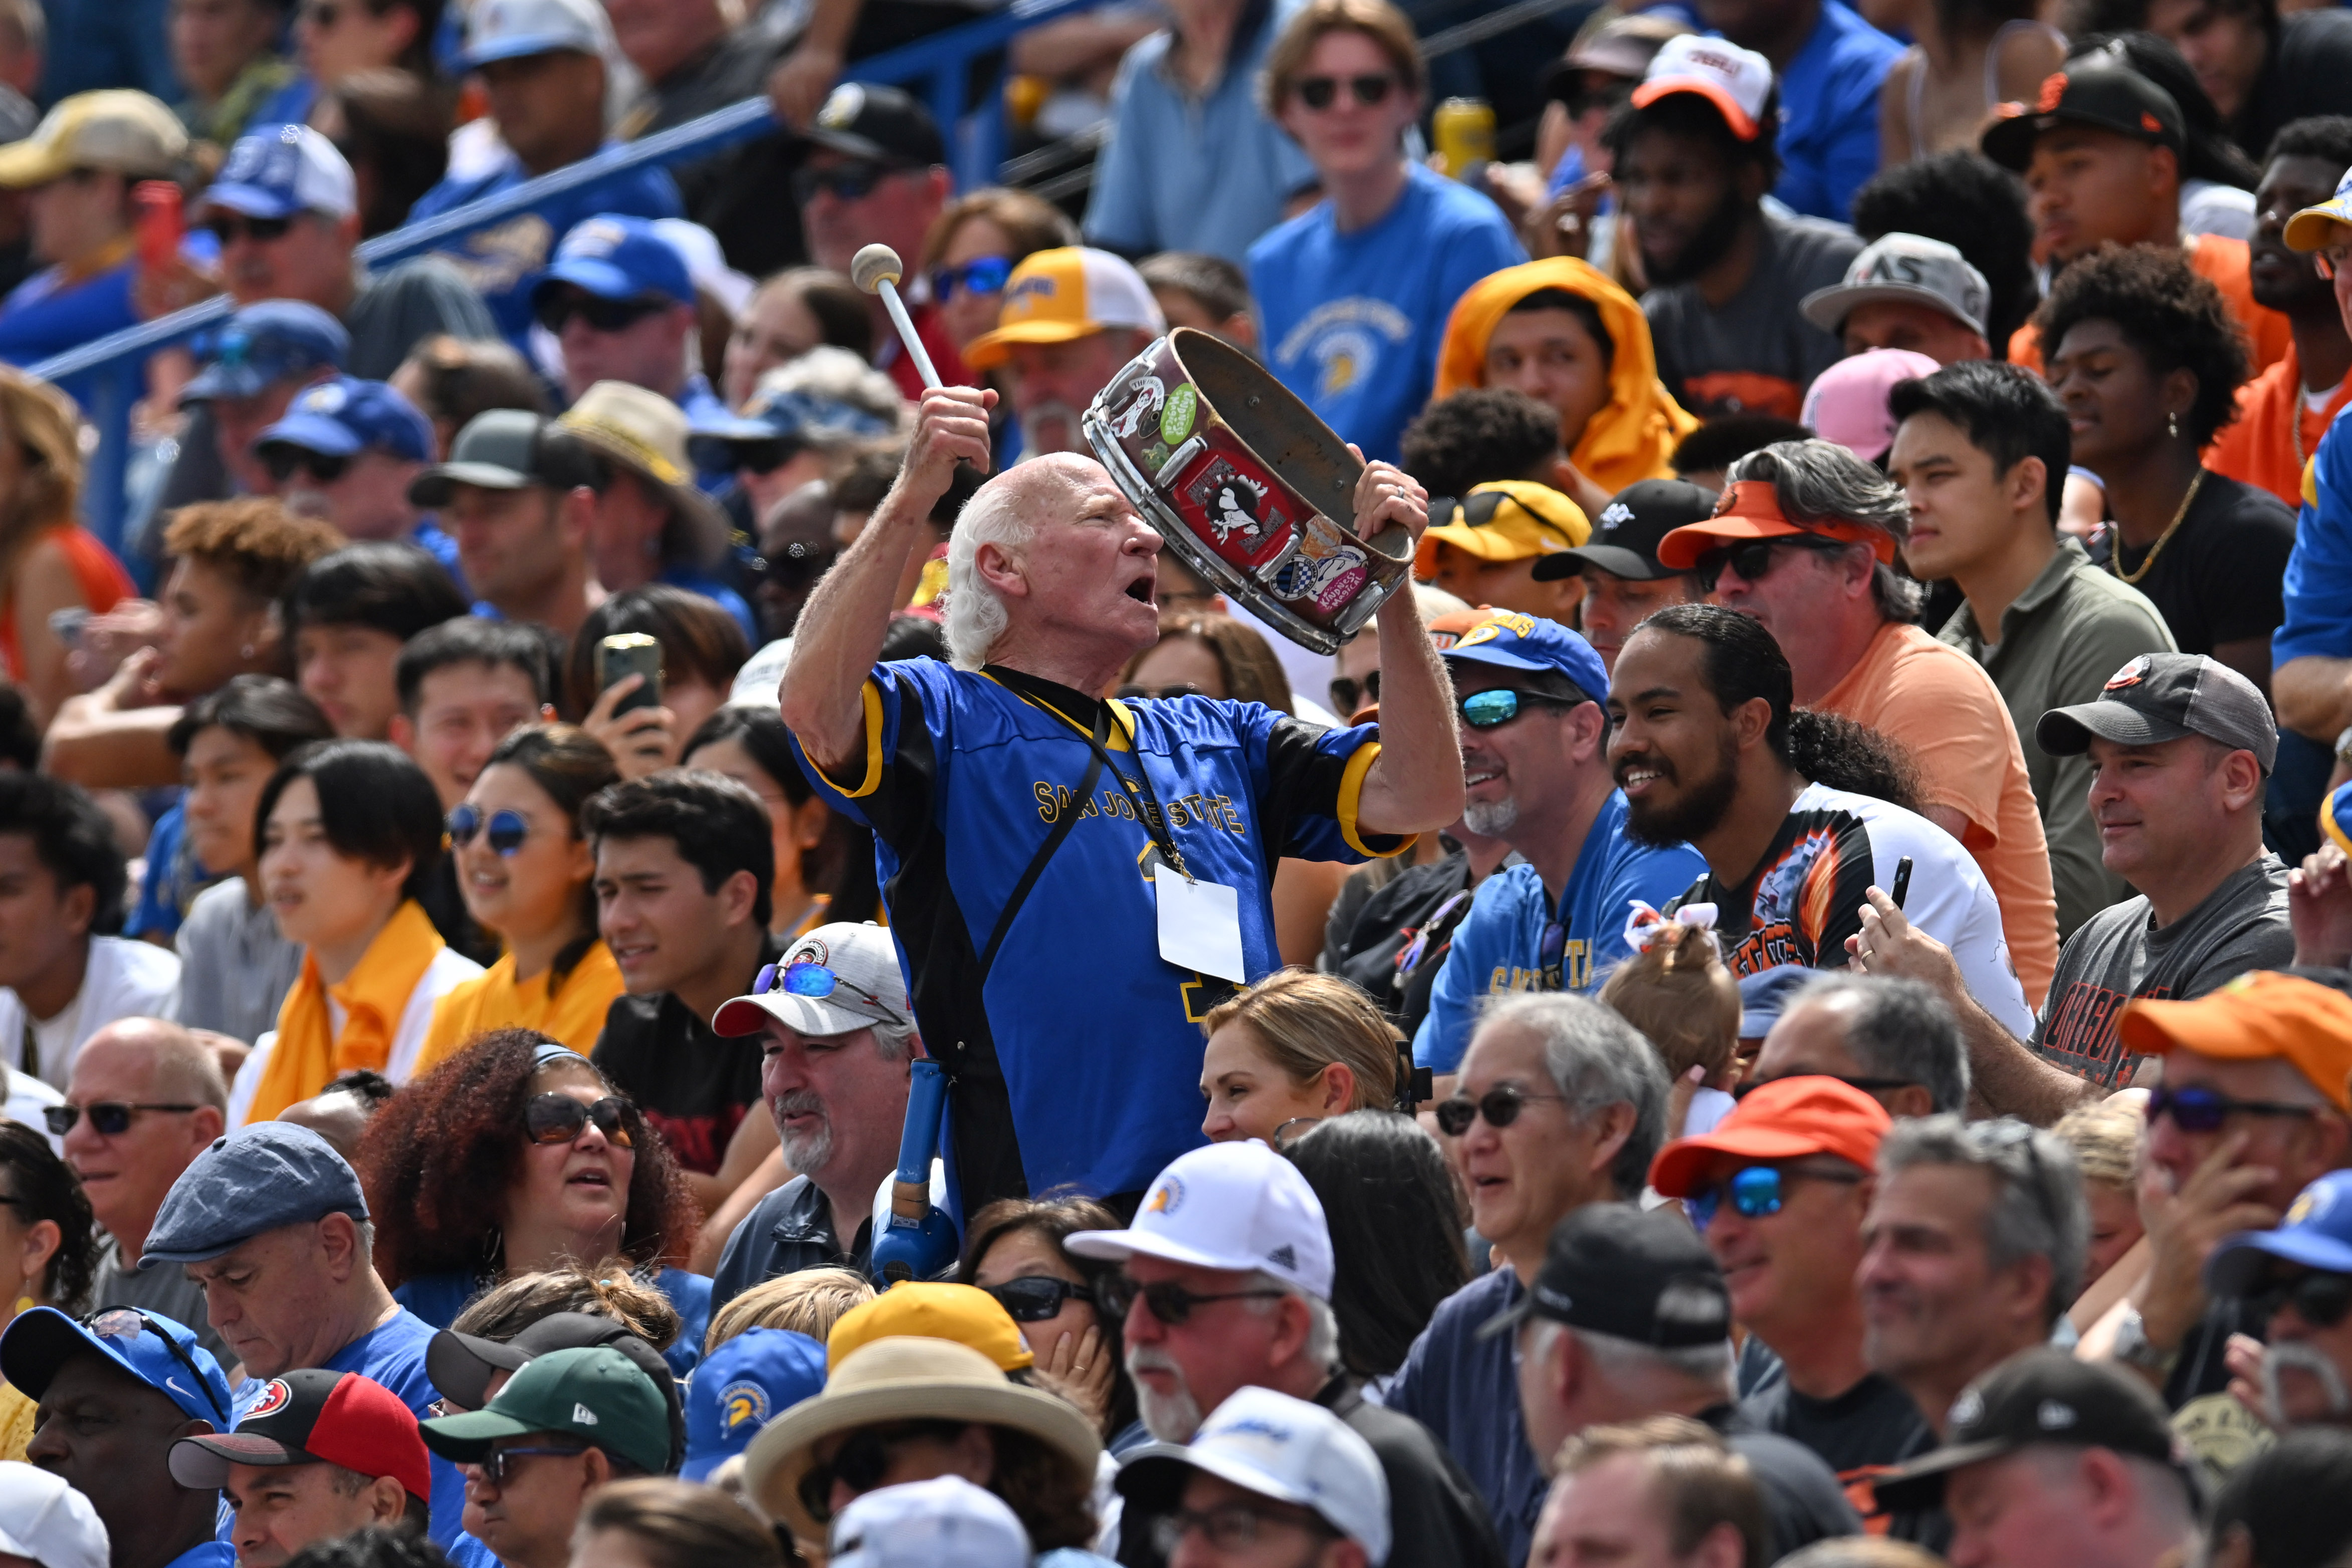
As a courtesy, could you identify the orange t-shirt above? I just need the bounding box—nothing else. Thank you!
[1817,621,2059,1007]
[2208,338,2352,508]
[2009,234,2292,375]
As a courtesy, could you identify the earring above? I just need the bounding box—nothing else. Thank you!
[239,642,257,659]
[2168,412,2180,440]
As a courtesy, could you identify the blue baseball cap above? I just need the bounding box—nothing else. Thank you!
[682,1327,826,1481]
[2209,1170,2352,1297]
[0,1306,233,1426]
[1738,965,1816,1038]
[140,1122,370,1269]
[1441,610,1609,707]
[201,124,356,220]
[530,215,692,308]
[258,376,435,462]
[181,301,349,403]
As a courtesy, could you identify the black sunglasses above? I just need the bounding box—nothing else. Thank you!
[532,291,669,335]
[1734,1072,1920,1100]
[1694,537,1849,593]
[984,1275,1094,1323]
[2255,1270,2352,1328]
[204,214,295,246]
[1434,1082,1570,1137]
[261,446,350,486]
[2147,1083,2321,1135]
[1328,668,1382,715]
[84,1306,227,1420]
[791,160,909,205]
[1096,1274,1287,1326]
[798,1420,969,1525]
[521,1092,637,1149]
[691,435,800,476]
[476,1444,588,1487]
[45,1101,200,1137]
[1427,491,1514,530]
[1296,73,1396,109]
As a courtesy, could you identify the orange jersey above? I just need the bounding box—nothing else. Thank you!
[2208,338,2351,507]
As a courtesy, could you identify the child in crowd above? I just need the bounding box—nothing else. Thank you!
[1599,908,1741,1139]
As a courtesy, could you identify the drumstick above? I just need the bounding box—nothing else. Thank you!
[851,244,942,391]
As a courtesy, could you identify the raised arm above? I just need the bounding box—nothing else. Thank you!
[1349,459,1464,838]
[778,386,993,776]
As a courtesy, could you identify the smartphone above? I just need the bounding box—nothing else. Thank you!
[595,633,662,717]
[134,181,182,273]
[1891,856,1914,911]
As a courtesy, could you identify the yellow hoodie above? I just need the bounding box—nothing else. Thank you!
[1434,259,1698,497]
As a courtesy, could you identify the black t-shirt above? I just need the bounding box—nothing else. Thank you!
[1326,847,1483,1035]
[2232,11,2352,167]
[1701,1404,1866,1559]
[2100,473,2295,659]
[590,934,780,1175]
[1740,1365,1935,1516]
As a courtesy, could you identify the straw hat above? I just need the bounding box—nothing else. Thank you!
[742,1336,1102,1541]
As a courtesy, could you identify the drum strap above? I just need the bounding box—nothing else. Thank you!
[977,669,1112,975]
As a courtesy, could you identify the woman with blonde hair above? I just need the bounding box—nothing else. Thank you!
[0,368,134,725]
[1199,968,1404,1145]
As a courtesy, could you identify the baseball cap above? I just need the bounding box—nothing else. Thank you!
[533,215,693,308]
[181,301,349,404]
[258,376,435,463]
[798,82,947,166]
[1414,481,1590,576]
[1479,1202,1733,1345]
[1548,12,1691,98]
[825,1282,1034,1373]
[1800,348,1943,464]
[653,217,753,316]
[1873,1348,2183,1511]
[1738,964,1818,1038]
[829,1476,1030,1568]
[1656,476,1900,570]
[1440,609,1609,708]
[2286,166,2352,252]
[964,247,1165,371]
[408,409,599,506]
[141,1122,368,1268]
[712,921,910,1039]
[201,124,356,221]
[0,1306,232,1426]
[458,0,612,69]
[1067,1140,1335,1298]
[1981,56,2185,171]
[1800,234,1992,338]
[1116,1387,1394,1565]
[1648,1075,1892,1197]
[1535,479,1718,582]
[2034,652,2278,773]
[425,1311,685,1472]
[0,1462,108,1568]
[0,91,184,187]
[2114,971,2352,1115]
[419,1346,670,1475]
[1629,36,1775,142]
[2209,1170,2352,1298]
[681,1327,825,1482]
[689,385,894,469]
[555,380,728,558]
[168,1369,430,1504]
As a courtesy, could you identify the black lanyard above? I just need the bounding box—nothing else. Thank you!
[987,665,1191,879]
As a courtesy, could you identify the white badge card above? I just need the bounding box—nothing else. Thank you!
[1154,866,1248,983]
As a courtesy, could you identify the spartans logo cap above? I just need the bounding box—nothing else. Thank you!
[682,1328,825,1481]
[1067,1141,1335,1297]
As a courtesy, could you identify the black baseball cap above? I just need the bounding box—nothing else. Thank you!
[797,82,945,166]
[426,1311,686,1472]
[407,410,599,508]
[2035,652,2278,773]
[1534,479,1718,582]
[1478,1203,1732,1345]
[1872,1349,2184,1511]
[1981,55,2185,171]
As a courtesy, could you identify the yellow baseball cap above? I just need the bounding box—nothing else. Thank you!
[0,91,185,189]
[823,1282,1036,1372]
[1414,480,1590,577]
[2287,166,2352,253]
[964,246,1166,371]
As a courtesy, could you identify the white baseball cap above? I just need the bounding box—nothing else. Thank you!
[1066,1141,1335,1298]
[0,1463,109,1568]
[653,217,755,317]
[711,922,912,1039]
[202,124,356,221]
[459,0,613,68]
[829,1476,1030,1568]
[1631,35,1775,142]
[1116,1387,1393,1565]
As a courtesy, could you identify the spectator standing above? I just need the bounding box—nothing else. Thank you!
[0,367,134,728]
[1798,234,1995,364]
[256,377,449,565]
[1699,0,1900,222]
[169,0,297,149]
[0,1123,97,1458]
[287,543,470,742]
[1249,0,1527,463]
[406,415,608,650]
[1541,480,1712,676]
[168,1369,431,1561]
[962,246,1164,462]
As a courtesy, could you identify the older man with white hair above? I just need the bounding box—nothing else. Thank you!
[779,384,1460,1215]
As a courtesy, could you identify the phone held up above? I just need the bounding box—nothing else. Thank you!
[596,633,663,717]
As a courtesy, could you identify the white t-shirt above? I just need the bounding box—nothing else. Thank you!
[1,1062,64,1155]
[0,935,183,1091]
[226,946,483,1127]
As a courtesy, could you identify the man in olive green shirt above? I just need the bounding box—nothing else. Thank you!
[1888,361,2175,937]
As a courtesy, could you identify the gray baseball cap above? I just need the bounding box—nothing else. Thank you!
[1800,234,1991,338]
[140,1122,369,1267]
[407,408,597,507]
[2036,652,2278,773]
[712,922,912,1039]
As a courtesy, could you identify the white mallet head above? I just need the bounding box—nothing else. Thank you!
[851,244,904,295]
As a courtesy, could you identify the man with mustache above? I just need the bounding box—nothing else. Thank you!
[2210,1167,2352,1430]
[963,246,1164,460]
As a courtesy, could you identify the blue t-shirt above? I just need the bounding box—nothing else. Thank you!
[405,149,684,349]
[319,1309,467,1547]
[1248,163,1526,463]
[1414,791,1707,1073]
[394,1265,714,1377]
[0,260,137,368]
[2276,405,2352,668]
[1385,1268,1545,1566]
[165,1544,237,1568]
[1761,0,1902,222]
[125,801,217,943]
[793,659,1405,1206]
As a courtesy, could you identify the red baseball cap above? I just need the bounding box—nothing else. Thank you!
[1649,1075,1892,1197]
[168,1368,431,1505]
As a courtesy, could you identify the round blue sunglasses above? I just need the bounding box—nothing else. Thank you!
[448,804,529,857]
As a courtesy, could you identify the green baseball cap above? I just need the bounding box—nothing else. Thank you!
[417,1346,669,1476]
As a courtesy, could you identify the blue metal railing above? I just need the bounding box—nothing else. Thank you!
[36,0,1110,549]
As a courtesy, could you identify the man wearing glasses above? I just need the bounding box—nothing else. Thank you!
[527,220,720,418]
[2208,1166,2352,1431]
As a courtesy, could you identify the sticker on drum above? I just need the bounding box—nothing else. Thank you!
[1108,374,1167,442]
[1269,544,1370,612]
[1160,384,1199,445]
[1182,456,1295,571]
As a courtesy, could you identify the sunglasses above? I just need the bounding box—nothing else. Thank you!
[1116,682,1205,701]
[1155,1501,1339,1557]
[1328,668,1382,715]
[799,1421,969,1525]
[2147,1083,2321,1134]
[521,1092,637,1148]
[2255,1270,2352,1328]
[1295,73,1397,110]
[45,1101,200,1137]
[1694,537,1848,593]
[261,446,350,486]
[1733,1072,1919,1100]
[1427,491,1515,529]
[1433,1082,1569,1137]
[1684,1163,1863,1230]
[448,804,531,857]
[752,959,909,1027]
[203,214,294,246]
[1096,1274,1287,1326]
[984,1275,1094,1323]
[84,1307,227,1420]
[475,1444,588,1487]
[931,255,1013,301]
[1459,688,1578,729]
[720,437,801,476]
[791,161,909,205]
[532,291,669,335]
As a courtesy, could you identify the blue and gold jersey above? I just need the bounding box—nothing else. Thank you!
[793,657,1407,1207]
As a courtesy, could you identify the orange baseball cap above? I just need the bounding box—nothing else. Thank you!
[2115,971,2352,1115]
[1654,479,1900,570]
[824,1282,1036,1373]
[963,246,1165,371]
[1649,1075,1892,1197]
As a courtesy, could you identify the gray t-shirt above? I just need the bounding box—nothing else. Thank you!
[1642,209,1861,418]
[89,1234,229,1363]
[2032,855,2294,1087]
[172,877,303,1047]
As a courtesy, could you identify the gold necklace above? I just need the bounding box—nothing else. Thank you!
[2110,469,2206,585]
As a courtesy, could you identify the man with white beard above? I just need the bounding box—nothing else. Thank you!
[2208,1168,2352,1430]
[705,922,918,1307]
[1414,614,1706,1100]
[961,247,1164,459]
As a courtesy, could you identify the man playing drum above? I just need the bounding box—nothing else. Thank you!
[779,384,1462,1214]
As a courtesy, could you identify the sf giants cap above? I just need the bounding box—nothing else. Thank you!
[168,1369,431,1505]
[2287,165,2352,252]
[1630,36,1775,143]
[1117,1388,1394,1565]
[1649,1075,1892,1197]
[1478,1202,1733,1345]
[1656,473,1901,569]
[2116,971,2352,1115]
[1801,234,1992,338]
[1873,1349,2184,1511]
[1981,53,2185,171]
[712,921,910,1039]
[964,247,1165,371]
[1068,1140,1335,1298]
[0,91,184,187]
[2035,653,2277,773]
